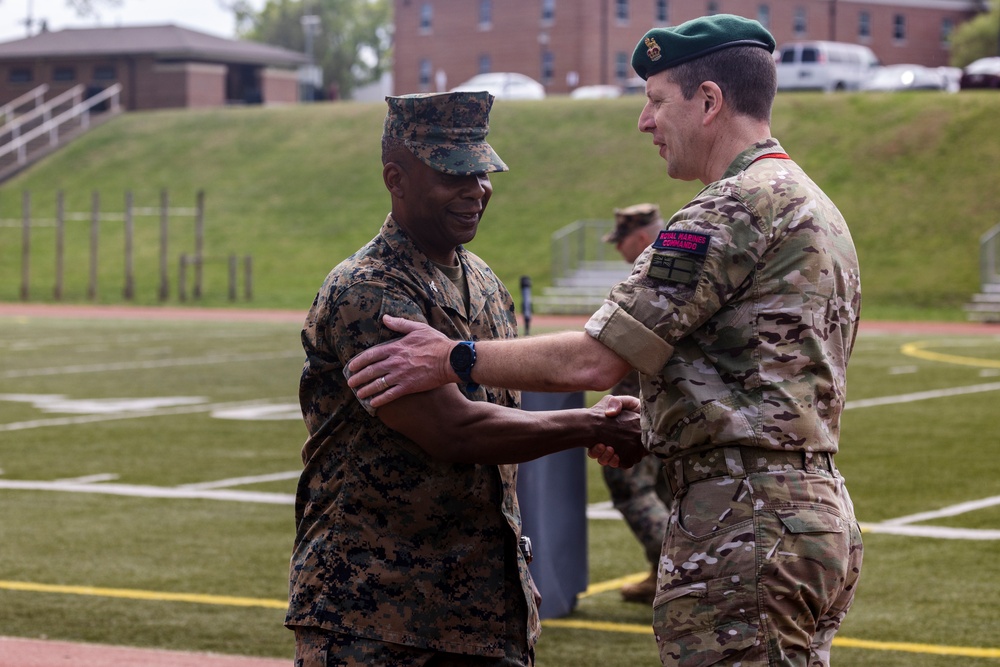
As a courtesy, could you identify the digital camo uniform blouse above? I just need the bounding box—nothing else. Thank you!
[585,139,862,460]
[288,215,540,656]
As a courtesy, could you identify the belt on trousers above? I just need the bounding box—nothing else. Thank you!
[662,446,836,497]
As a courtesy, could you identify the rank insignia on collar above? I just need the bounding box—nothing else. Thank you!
[645,36,662,62]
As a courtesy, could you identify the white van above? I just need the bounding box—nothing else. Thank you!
[775,41,880,92]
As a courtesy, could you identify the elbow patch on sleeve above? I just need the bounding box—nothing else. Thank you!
[585,301,673,376]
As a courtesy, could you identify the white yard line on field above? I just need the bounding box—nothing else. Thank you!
[0,399,284,432]
[1,350,301,379]
[844,381,1000,410]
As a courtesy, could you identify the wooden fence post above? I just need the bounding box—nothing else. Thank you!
[159,189,169,301]
[20,190,30,301]
[123,191,134,300]
[54,191,64,300]
[87,190,99,301]
[178,253,188,302]
[194,190,204,300]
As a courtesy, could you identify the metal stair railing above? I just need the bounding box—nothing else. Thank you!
[1,84,49,124]
[0,84,84,143]
[550,219,618,282]
[0,83,122,166]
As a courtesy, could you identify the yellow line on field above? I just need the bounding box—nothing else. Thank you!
[4,579,1000,658]
[0,580,286,609]
[578,571,648,598]
[832,637,1000,659]
[901,341,1000,369]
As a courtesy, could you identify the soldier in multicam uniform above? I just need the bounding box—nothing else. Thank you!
[346,14,865,667]
[287,91,644,667]
[601,203,672,605]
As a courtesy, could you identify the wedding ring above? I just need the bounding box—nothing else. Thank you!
[377,376,388,392]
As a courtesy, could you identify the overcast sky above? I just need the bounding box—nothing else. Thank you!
[0,0,266,43]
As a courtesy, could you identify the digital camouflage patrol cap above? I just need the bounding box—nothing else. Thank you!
[603,203,662,243]
[631,14,776,80]
[383,91,508,176]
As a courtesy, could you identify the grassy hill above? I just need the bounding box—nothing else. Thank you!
[1,92,997,319]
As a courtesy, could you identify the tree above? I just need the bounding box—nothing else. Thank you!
[949,7,1000,67]
[225,0,392,101]
[64,0,124,17]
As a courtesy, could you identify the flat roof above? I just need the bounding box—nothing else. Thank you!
[0,24,309,67]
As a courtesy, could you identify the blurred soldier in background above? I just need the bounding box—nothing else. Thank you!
[601,203,671,605]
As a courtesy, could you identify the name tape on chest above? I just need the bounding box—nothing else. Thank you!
[648,230,711,285]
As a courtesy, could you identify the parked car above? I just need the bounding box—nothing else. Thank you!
[775,41,880,92]
[450,72,546,100]
[569,84,622,99]
[959,57,1000,90]
[860,64,948,92]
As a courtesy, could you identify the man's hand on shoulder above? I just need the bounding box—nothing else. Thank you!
[346,315,455,406]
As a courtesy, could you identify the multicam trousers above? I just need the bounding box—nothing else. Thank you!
[653,447,864,667]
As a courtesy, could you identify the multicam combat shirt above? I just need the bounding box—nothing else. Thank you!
[288,215,540,656]
[585,139,862,460]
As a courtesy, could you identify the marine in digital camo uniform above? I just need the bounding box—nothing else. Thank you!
[601,203,672,605]
[343,15,865,667]
[287,91,643,666]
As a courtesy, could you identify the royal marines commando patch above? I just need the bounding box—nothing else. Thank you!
[648,230,711,285]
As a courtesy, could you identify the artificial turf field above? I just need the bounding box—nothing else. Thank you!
[0,309,998,666]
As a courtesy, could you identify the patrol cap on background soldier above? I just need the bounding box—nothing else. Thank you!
[603,203,662,244]
[382,91,508,177]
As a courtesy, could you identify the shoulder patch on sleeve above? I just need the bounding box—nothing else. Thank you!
[652,230,711,256]
[647,230,711,285]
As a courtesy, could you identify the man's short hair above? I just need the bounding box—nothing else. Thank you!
[667,45,776,122]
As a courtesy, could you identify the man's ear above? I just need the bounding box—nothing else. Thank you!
[699,81,724,125]
[383,161,405,197]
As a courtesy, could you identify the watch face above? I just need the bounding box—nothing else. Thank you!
[450,343,473,370]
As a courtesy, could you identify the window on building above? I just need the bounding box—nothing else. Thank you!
[8,67,32,83]
[858,11,871,39]
[615,0,629,22]
[419,3,432,32]
[655,0,668,23]
[793,7,807,36]
[478,54,492,74]
[479,0,492,28]
[542,0,555,23]
[93,65,116,80]
[541,50,554,84]
[707,1,719,16]
[757,4,770,30]
[419,59,432,88]
[53,66,76,82]
[893,13,906,41]
[616,51,629,81]
[941,18,953,46]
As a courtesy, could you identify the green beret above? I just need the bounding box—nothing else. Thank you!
[383,91,508,176]
[631,14,776,80]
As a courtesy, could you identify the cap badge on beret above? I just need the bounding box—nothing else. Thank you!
[645,36,662,62]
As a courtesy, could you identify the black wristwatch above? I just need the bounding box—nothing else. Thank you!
[449,340,480,392]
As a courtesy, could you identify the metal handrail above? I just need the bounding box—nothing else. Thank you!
[980,221,1000,288]
[550,218,617,281]
[0,84,84,138]
[0,84,49,123]
[0,84,122,164]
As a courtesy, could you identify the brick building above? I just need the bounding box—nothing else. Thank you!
[0,25,308,110]
[393,0,984,95]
